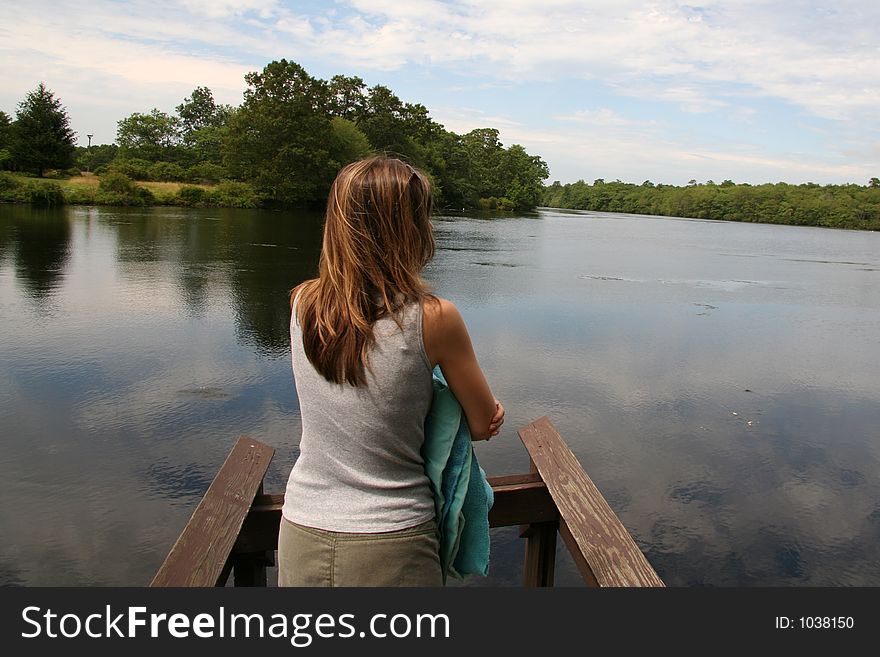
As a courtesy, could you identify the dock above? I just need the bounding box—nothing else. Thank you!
[151,417,664,587]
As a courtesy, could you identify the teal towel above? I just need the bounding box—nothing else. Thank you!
[422,366,494,580]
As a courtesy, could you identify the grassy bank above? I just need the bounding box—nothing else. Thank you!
[0,172,261,208]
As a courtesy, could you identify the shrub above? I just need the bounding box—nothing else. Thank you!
[0,172,25,201]
[149,161,185,182]
[477,196,515,211]
[97,172,154,206]
[28,182,65,207]
[186,162,227,184]
[176,185,208,206]
[0,172,21,192]
[99,171,138,195]
[63,184,97,205]
[207,181,261,208]
[107,158,152,180]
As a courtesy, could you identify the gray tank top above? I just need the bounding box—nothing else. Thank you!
[282,298,436,532]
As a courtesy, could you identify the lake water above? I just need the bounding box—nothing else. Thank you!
[1,204,879,587]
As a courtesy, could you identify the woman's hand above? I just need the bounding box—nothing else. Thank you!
[488,399,505,437]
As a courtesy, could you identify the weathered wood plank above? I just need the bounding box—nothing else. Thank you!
[518,417,664,587]
[488,474,558,528]
[558,518,599,587]
[487,472,543,487]
[151,437,275,587]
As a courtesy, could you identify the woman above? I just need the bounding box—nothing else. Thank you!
[278,156,504,587]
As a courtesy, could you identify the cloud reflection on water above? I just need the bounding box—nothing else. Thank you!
[1,206,879,585]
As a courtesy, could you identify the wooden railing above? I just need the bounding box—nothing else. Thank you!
[151,417,663,587]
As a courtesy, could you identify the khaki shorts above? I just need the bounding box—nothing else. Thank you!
[277,517,443,587]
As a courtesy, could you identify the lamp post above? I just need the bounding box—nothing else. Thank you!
[86,134,94,173]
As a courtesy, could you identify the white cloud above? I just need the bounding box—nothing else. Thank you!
[555,108,656,127]
[316,1,880,122]
[9,4,880,95]
[178,0,280,19]
[1,1,877,179]
[5,1,879,122]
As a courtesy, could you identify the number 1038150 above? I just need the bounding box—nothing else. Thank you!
[775,616,854,629]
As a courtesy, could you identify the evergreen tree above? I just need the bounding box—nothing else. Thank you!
[0,111,12,170]
[11,83,77,176]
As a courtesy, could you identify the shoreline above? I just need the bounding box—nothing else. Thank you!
[3,173,877,230]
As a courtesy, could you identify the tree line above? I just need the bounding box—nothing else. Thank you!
[543,178,880,231]
[0,60,549,211]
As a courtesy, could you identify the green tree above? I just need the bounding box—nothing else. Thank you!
[541,178,880,231]
[116,109,182,162]
[499,144,549,210]
[0,111,11,145]
[176,86,232,135]
[328,117,371,169]
[0,111,12,170]
[327,75,368,121]
[869,177,880,188]
[222,59,335,205]
[74,143,118,172]
[462,128,504,198]
[176,87,233,166]
[359,85,412,156]
[11,83,77,176]
[431,130,478,208]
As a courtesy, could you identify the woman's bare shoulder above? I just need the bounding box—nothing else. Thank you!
[422,296,465,366]
[423,295,456,319]
[423,295,468,332]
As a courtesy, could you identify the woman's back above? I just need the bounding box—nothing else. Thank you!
[282,299,436,532]
[277,156,502,586]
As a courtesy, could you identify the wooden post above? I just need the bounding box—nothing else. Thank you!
[520,458,557,587]
[232,482,272,587]
[231,552,273,587]
[521,521,558,587]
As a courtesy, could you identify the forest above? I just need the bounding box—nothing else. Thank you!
[3,61,878,229]
[543,178,880,231]
[0,60,549,211]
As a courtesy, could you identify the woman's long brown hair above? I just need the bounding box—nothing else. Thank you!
[292,156,435,386]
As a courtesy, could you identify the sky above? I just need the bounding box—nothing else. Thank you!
[1,0,878,186]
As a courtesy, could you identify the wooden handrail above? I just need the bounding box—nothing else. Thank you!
[519,417,664,587]
[151,437,275,586]
[152,418,663,587]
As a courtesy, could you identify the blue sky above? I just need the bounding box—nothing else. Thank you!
[1,0,878,185]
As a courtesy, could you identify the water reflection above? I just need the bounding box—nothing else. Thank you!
[427,210,880,586]
[1,205,879,586]
[3,206,72,300]
[105,206,323,355]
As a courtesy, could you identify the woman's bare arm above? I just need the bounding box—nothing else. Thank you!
[423,297,504,440]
